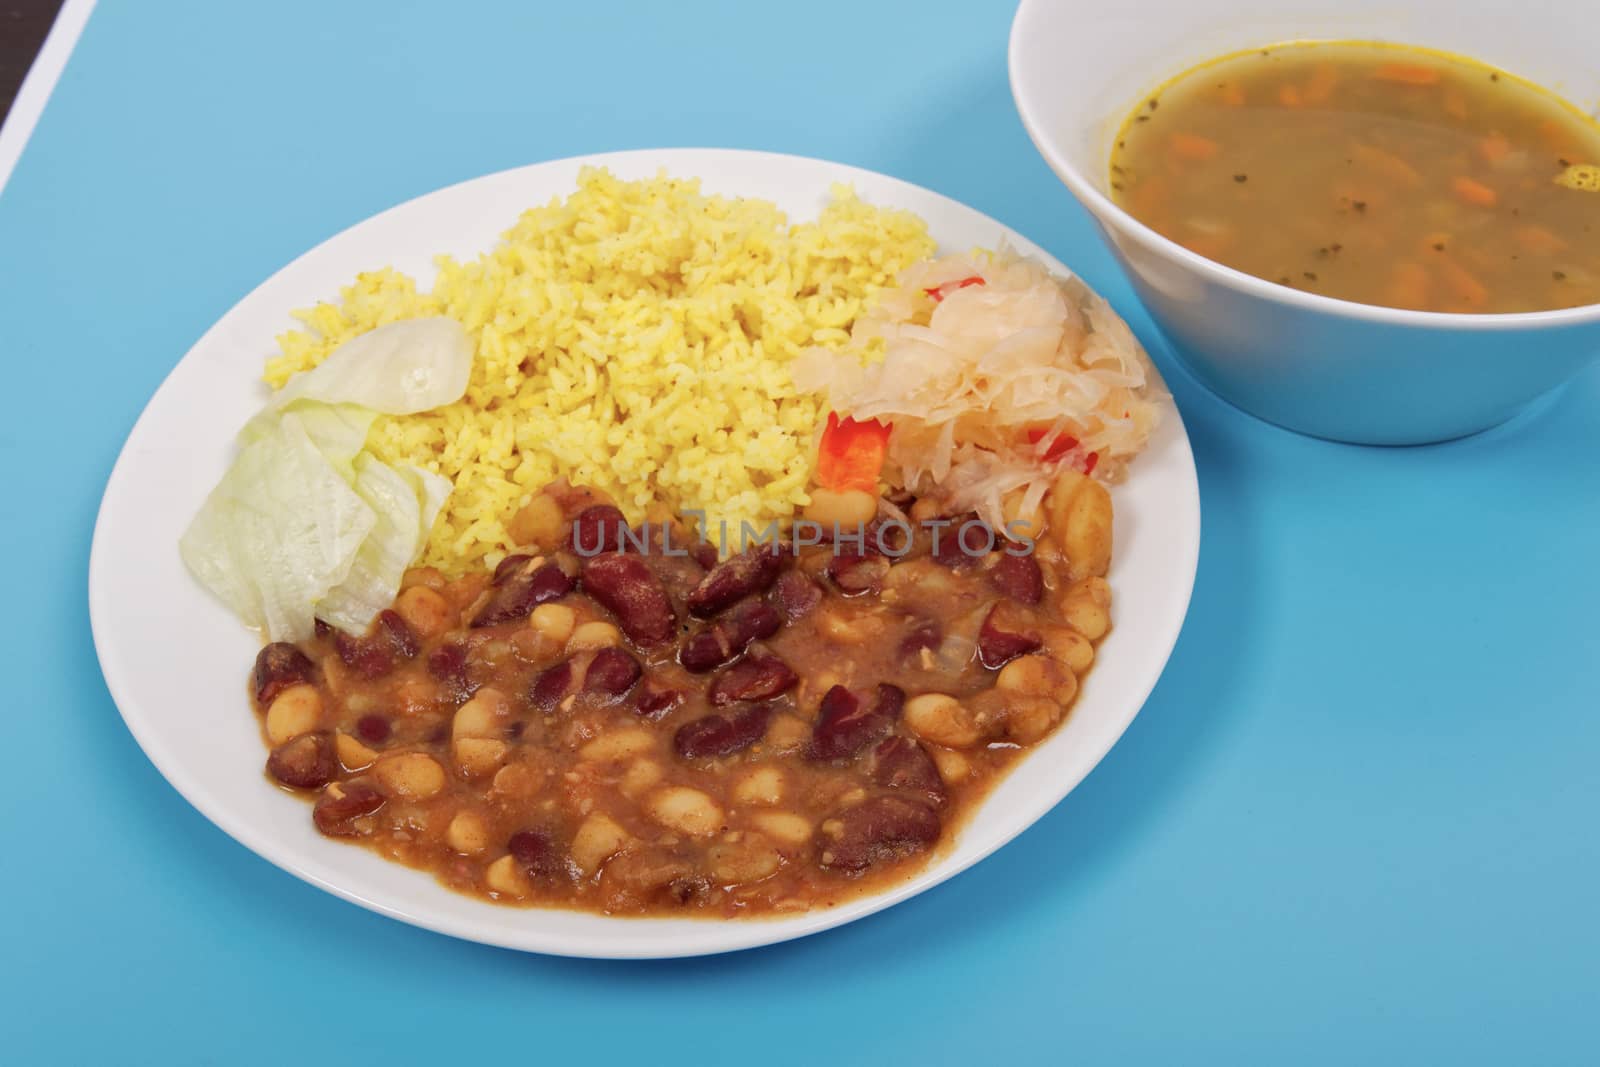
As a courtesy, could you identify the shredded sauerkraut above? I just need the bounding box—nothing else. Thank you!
[791,247,1164,532]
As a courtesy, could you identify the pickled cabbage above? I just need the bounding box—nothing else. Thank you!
[792,248,1163,530]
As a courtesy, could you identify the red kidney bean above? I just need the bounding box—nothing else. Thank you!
[828,551,890,596]
[530,660,575,710]
[508,828,572,882]
[691,541,720,570]
[355,714,392,745]
[990,552,1043,604]
[678,599,782,673]
[569,504,632,556]
[312,781,385,836]
[428,639,467,681]
[584,647,642,698]
[335,610,418,679]
[871,736,946,801]
[807,686,857,755]
[335,639,392,680]
[865,518,912,556]
[492,553,534,585]
[687,545,787,618]
[930,513,984,569]
[730,598,782,640]
[810,683,903,761]
[770,571,822,621]
[817,795,941,872]
[634,682,682,720]
[472,560,574,627]
[678,629,728,674]
[426,641,478,703]
[313,618,333,638]
[580,553,677,644]
[253,643,315,705]
[377,609,418,656]
[266,732,335,789]
[427,641,466,679]
[708,653,797,706]
[673,704,773,759]
[898,621,942,661]
[977,604,1042,669]
[648,551,711,604]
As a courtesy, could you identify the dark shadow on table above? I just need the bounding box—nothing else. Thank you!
[1,0,66,123]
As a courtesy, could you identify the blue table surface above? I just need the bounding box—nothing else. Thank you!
[3,1,1596,1062]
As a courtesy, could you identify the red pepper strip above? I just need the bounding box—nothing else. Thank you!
[1025,427,1079,463]
[1025,427,1098,474]
[922,275,986,302]
[816,413,892,493]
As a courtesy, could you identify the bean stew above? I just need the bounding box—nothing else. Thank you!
[249,475,1115,916]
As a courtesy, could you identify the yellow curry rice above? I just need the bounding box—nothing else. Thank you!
[264,168,934,573]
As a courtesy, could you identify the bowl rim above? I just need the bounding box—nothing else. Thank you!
[1007,0,1600,333]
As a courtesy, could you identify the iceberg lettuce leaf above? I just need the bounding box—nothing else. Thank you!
[273,317,473,415]
[180,410,377,642]
[313,458,454,633]
[314,455,421,633]
[181,316,467,640]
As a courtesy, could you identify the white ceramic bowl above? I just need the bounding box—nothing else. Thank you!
[1010,0,1600,444]
[90,149,1200,958]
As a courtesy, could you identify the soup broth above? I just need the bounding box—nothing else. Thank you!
[1110,42,1600,313]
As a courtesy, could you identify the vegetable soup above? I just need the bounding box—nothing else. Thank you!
[1110,42,1600,313]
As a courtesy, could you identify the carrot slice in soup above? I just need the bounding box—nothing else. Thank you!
[1353,144,1423,187]
[1478,133,1512,163]
[1514,225,1567,255]
[1170,133,1220,161]
[1452,176,1498,208]
[1304,63,1339,105]
[1384,262,1433,311]
[1538,118,1578,158]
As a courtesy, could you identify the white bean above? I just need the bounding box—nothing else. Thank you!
[751,811,814,846]
[447,811,489,855]
[904,693,982,748]
[485,854,531,897]
[567,621,622,651]
[645,786,724,837]
[454,738,509,779]
[374,753,447,799]
[732,765,785,807]
[570,813,632,876]
[578,728,656,764]
[265,685,322,745]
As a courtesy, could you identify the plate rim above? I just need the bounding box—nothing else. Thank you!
[88,147,1201,959]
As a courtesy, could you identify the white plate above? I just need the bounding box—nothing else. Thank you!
[89,149,1200,959]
